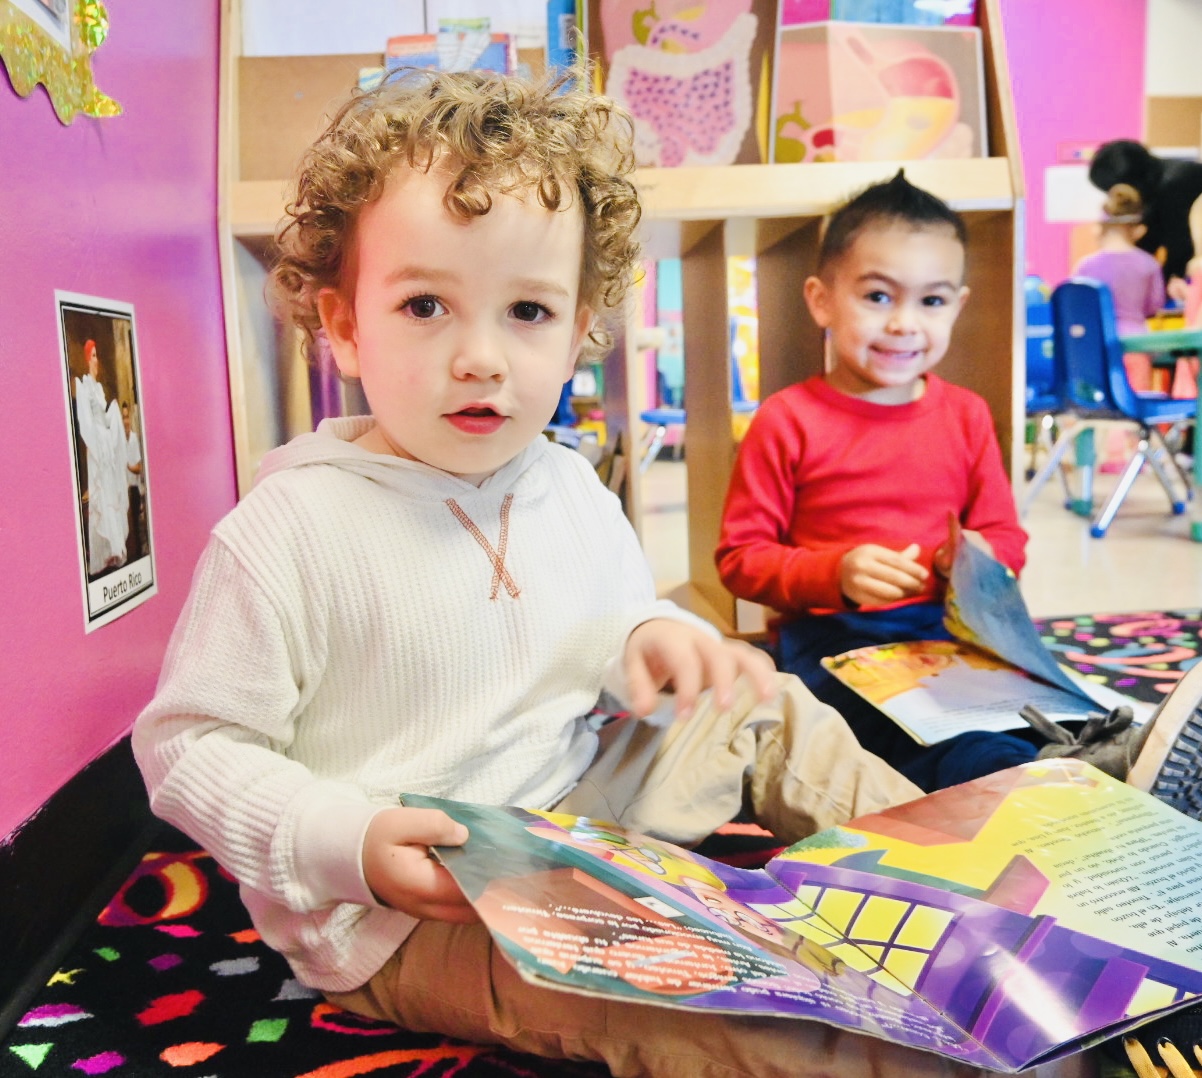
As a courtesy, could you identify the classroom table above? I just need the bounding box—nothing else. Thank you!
[1120,327,1202,540]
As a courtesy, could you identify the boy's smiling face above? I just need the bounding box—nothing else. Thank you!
[804,222,969,404]
[318,163,592,482]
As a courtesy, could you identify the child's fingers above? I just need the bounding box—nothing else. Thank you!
[363,807,476,917]
[399,855,466,903]
[366,837,478,921]
[687,637,775,715]
[703,637,743,712]
[858,559,926,595]
[386,807,470,848]
[625,623,716,717]
[409,864,480,922]
[623,649,664,717]
[849,580,906,606]
[421,901,483,924]
[403,884,481,923]
[624,623,778,720]
[734,640,778,701]
[667,640,706,718]
[889,545,927,580]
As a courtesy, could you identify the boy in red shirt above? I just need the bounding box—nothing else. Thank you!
[716,172,1037,790]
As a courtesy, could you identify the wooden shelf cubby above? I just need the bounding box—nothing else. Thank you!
[218,0,1024,633]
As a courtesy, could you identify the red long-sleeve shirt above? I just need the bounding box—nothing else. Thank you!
[715,375,1028,617]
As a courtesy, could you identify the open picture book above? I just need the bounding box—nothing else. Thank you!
[404,760,1202,1072]
[820,540,1152,745]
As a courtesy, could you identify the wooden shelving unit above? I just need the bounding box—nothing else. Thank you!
[217,0,1024,633]
[601,0,1025,632]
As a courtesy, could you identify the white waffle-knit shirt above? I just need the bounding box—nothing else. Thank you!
[132,417,713,991]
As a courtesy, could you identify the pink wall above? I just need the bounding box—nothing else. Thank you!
[0,0,1153,841]
[1000,0,1146,285]
[0,2,236,840]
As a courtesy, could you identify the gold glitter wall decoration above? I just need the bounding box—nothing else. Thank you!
[0,0,120,124]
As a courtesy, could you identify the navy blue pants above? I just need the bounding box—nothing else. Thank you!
[774,603,1040,792]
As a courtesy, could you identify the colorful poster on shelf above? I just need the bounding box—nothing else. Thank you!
[546,0,578,73]
[728,255,760,436]
[585,0,778,167]
[405,760,1202,1072]
[770,20,986,163]
[385,19,515,78]
[780,0,977,26]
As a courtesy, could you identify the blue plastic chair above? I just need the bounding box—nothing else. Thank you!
[1023,275,1059,415]
[638,325,758,473]
[1019,275,1073,514]
[1036,278,1194,537]
[543,378,584,448]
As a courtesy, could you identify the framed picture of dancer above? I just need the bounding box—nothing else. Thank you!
[56,291,157,631]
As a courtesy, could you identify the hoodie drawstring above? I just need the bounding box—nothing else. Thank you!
[445,494,520,600]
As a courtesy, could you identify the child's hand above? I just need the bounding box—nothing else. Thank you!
[839,543,928,608]
[934,522,994,577]
[624,619,777,720]
[362,807,479,923]
[932,510,963,577]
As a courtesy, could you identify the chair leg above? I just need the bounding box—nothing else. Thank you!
[1070,426,1099,518]
[1143,429,1190,512]
[639,425,668,474]
[1154,423,1194,495]
[1056,451,1073,504]
[1026,414,1054,480]
[1039,418,1073,499]
[1090,449,1147,538]
[1020,423,1079,517]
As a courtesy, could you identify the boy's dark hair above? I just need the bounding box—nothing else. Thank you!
[816,169,967,275]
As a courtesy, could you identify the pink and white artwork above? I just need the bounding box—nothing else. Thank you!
[589,0,778,168]
[770,22,986,164]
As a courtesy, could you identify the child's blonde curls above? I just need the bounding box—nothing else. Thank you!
[270,65,642,363]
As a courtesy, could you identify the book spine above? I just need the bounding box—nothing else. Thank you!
[546,0,577,73]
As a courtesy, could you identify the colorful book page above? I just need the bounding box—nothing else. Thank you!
[945,540,1100,704]
[403,761,1202,1071]
[402,792,1004,1068]
[820,640,1120,745]
[823,541,1151,743]
[775,760,1202,1069]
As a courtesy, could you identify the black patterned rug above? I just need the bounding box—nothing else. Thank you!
[5,610,1200,1077]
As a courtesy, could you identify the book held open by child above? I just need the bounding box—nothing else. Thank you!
[405,759,1202,1072]
[821,539,1152,745]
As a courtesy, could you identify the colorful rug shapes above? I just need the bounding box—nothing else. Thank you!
[5,610,1201,1075]
[1039,610,1202,703]
[5,835,609,1076]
